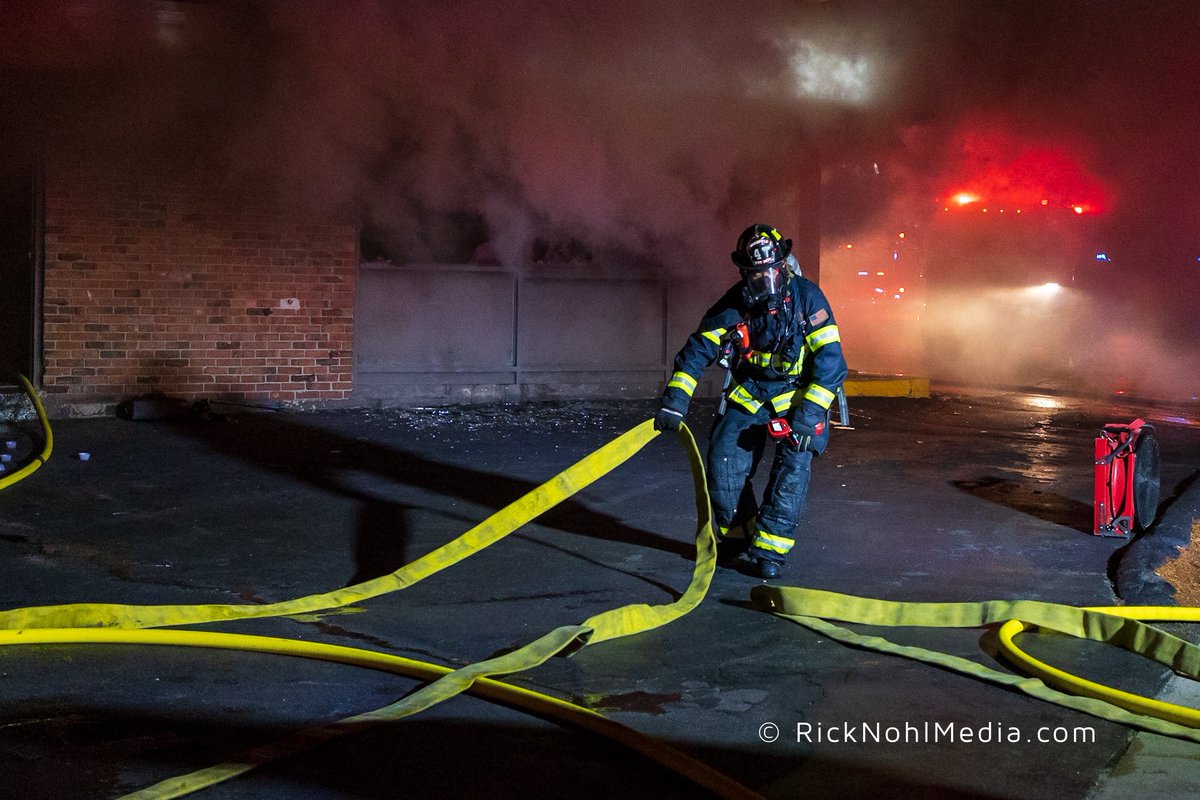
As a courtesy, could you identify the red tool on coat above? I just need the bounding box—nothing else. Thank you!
[768,417,823,449]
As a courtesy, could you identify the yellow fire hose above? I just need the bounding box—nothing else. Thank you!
[998,607,1200,729]
[753,587,1200,739]
[18,625,752,800]
[3,399,1200,799]
[2,420,763,800]
[0,374,53,491]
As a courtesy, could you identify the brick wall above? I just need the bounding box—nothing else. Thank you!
[41,154,358,410]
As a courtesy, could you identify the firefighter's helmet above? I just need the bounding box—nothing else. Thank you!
[733,224,792,306]
[731,224,792,271]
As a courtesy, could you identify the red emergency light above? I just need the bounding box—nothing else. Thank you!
[939,133,1110,216]
[1093,419,1160,537]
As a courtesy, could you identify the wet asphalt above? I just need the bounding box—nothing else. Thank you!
[1,387,1199,799]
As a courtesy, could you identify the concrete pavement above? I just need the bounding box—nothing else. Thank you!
[1,388,1198,799]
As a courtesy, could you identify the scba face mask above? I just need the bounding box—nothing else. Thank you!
[731,224,793,310]
[742,265,784,307]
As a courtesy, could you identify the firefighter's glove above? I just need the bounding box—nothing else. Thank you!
[790,419,823,438]
[654,407,685,432]
[796,419,826,451]
[769,418,824,451]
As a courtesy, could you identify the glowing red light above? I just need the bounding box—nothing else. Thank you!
[1073,205,1085,214]
[938,131,1110,217]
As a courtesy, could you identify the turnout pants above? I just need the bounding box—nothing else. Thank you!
[707,404,814,563]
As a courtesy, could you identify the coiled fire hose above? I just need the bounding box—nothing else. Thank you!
[2,408,1199,799]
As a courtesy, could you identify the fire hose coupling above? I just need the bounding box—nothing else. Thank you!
[767,417,824,450]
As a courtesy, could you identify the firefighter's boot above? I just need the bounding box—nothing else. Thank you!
[753,557,782,580]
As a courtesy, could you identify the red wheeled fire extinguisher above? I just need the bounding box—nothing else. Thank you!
[1093,418,1160,537]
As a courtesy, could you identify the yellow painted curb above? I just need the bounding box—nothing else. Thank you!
[843,375,930,398]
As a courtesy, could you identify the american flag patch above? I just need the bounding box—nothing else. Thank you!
[808,308,829,326]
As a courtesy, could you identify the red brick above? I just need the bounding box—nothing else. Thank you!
[42,155,357,404]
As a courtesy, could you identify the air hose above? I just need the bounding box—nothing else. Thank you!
[0,374,53,491]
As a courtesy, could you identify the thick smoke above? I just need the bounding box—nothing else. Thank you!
[4,0,1198,398]
[0,0,958,276]
[212,0,849,273]
[0,1,828,276]
[813,1,1200,401]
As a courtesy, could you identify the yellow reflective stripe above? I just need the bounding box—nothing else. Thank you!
[754,530,794,554]
[668,371,698,396]
[746,352,804,372]
[747,351,772,367]
[718,521,750,541]
[770,390,795,415]
[806,324,841,351]
[804,384,837,409]
[728,384,763,414]
[701,327,727,345]
[742,351,808,374]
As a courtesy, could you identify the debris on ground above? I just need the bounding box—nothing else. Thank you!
[1156,519,1200,606]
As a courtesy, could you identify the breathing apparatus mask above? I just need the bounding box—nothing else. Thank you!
[741,265,785,310]
[731,224,793,311]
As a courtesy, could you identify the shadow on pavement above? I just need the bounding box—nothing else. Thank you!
[951,476,1093,534]
[0,703,1014,800]
[162,411,693,585]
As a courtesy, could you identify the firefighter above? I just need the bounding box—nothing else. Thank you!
[654,224,847,579]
